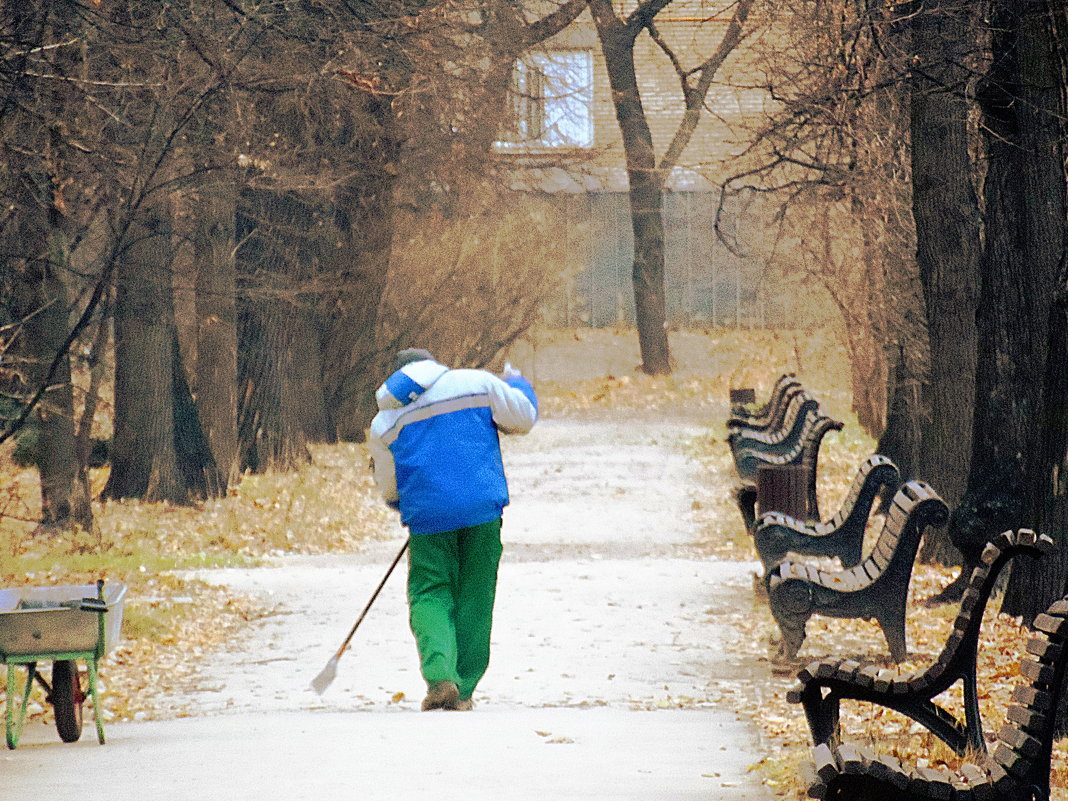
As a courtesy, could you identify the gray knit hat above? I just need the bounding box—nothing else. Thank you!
[391,348,435,373]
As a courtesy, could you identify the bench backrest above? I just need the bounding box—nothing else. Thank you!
[729,373,799,423]
[837,480,948,594]
[995,595,1068,797]
[946,530,1054,680]
[811,586,1068,799]
[728,380,804,431]
[798,415,846,519]
[734,410,842,495]
[729,389,819,449]
[811,455,900,536]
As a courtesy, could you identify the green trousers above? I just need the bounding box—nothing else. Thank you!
[406,518,503,700]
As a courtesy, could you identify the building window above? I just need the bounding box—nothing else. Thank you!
[496,50,593,151]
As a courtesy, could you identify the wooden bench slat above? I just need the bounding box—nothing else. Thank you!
[1005,704,1046,734]
[1025,635,1061,660]
[1032,612,1068,636]
[1011,684,1052,711]
[1018,658,1056,685]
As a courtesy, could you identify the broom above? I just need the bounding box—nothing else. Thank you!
[310,540,409,695]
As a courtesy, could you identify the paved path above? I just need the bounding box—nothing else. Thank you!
[1,417,774,801]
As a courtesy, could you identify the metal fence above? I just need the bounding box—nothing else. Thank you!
[544,191,766,328]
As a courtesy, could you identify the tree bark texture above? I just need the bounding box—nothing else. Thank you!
[1,157,93,530]
[589,0,671,375]
[315,89,409,441]
[107,195,221,504]
[909,1,981,539]
[6,250,92,531]
[193,173,239,489]
[235,191,311,472]
[105,201,186,501]
[236,293,311,473]
[0,3,93,531]
[993,1,1068,622]
[876,344,923,507]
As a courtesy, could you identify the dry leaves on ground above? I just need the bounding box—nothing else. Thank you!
[0,441,393,725]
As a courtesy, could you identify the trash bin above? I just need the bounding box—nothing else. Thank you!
[756,463,811,521]
[729,387,756,406]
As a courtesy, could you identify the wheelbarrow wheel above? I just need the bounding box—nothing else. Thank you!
[50,661,84,743]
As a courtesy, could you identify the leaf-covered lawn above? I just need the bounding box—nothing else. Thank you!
[0,442,392,723]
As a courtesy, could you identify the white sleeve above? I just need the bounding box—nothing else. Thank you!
[486,375,538,435]
[367,429,399,505]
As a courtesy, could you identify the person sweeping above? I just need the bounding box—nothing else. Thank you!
[368,348,538,711]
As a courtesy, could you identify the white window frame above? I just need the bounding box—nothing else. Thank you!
[495,50,594,151]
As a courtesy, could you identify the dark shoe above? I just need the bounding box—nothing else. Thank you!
[447,696,474,711]
[421,681,459,711]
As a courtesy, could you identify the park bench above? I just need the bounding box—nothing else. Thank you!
[788,528,1054,757]
[752,455,901,573]
[727,374,802,432]
[734,413,845,533]
[804,580,1068,801]
[728,389,820,467]
[765,480,949,663]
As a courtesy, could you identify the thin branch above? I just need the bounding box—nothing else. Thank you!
[21,71,164,89]
[524,0,591,47]
[658,0,756,175]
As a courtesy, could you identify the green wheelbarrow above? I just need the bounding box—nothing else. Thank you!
[0,580,127,748]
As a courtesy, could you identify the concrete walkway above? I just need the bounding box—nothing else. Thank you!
[1,417,775,801]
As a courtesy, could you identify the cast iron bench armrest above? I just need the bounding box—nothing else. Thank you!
[753,454,900,571]
[789,529,1053,756]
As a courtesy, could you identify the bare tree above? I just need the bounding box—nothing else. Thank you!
[0,1,103,530]
[379,189,587,370]
[721,0,925,465]
[588,0,758,375]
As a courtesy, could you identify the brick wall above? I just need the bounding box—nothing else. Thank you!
[528,1,771,187]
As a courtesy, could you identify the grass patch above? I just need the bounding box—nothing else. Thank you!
[121,601,190,642]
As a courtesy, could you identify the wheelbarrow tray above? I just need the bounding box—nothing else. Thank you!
[1,582,127,748]
[0,583,126,660]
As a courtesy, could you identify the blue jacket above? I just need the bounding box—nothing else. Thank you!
[368,359,538,535]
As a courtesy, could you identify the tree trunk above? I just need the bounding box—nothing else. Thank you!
[171,335,223,498]
[193,173,239,489]
[105,200,186,501]
[590,0,672,375]
[0,5,93,531]
[909,1,981,560]
[290,309,333,444]
[1,153,93,531]
[29,242,92,530]
[235,190,311,472]
[876,344,923,503]
[7,251,93,531]
[236,292,310,473]
[932,1,1066,609]
[994,0,1068,622]
[318,92,402,441]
